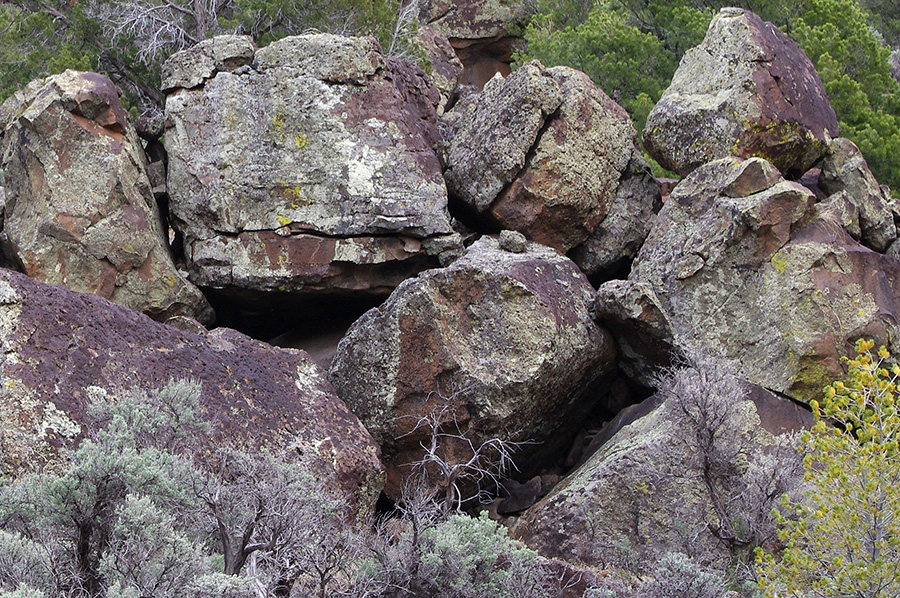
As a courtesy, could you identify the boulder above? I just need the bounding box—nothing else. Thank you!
[0,269,382,515]
[592,280,676,387]
[643,8,839,177]
[600,156,900,403]
[414,26,464,115]
[328,235,616,500]
[418,0,528,88]
[0,70,213,324]
[513,376,808,568]
[818,137,897,252]
[444,62,659,270]
[163,34,461,304]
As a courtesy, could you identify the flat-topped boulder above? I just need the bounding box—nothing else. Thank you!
[163,33,461,304]
[0,269,383,515]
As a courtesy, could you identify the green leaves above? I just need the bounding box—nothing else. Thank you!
[758,340,900,598]
[519,0,900,192]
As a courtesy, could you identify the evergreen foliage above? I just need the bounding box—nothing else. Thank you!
[758,339,900,598]
[518,0,900,190]
[0,0,411,114]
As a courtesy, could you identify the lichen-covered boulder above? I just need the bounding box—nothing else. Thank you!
[443,62,659,272]
[0,269,382,515]
[599,156,900,403]
[163,34,461,302]
[818,137,897,252]
[328,235,616,500]
[0,70,212,324]
[643,8,838,177]
[513,380,807,567]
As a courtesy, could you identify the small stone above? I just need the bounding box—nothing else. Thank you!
[499,230,527,253]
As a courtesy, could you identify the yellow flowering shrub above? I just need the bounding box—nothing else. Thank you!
[757,339,900,598]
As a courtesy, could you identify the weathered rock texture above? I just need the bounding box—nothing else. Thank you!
[513,381,807,566]
[0,70,212,324]
[414,26,464,115]
[443,62,660,275]
[329,235,616,500]
[164,34,460,302]
[596,157,900,402]
[643,8,839,177]
[818,137,897,252]
[418,0,528,88]
[0,269,382,514]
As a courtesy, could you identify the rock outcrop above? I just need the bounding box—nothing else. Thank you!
[643,8,839,177]
[163,34,461,305]
[328,235,616,500]
[819,137,897,252]
[0,70,213,324]
[513,378,808,567]
[418,0,528,88]
[414,26,465,115]
[0,269,382,515]
[596,157,900,402]
[443,62,660,275]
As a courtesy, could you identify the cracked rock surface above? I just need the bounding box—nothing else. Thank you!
[597,157,900,403]
[443,61,660,276]
[0,70,213,324]
[643,7,839,177]
[163,34,461,299]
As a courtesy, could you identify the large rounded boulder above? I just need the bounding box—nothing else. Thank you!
[513,369,808,568]
[0,70,212,324]
[163,34,461,305]
[0,269,382,515]
[443,61,660,276]
[328,234,617,500]
[643,8,839,177]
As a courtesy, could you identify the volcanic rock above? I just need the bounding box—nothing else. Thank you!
[329,235,616,500]
[0,70,212,324]
[643,8,839,177]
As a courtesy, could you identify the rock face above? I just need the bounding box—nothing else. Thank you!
[414,26,464,115]
[163,34,460,303]
[819,137,897,252]
[0,269,382,515]
[443,62,660,275]
[0,70,213,324]
[643,8,839,177]
[328,235,616,500]
[513,379,807,567]
[418,0,528,88]
[596,157,900,402]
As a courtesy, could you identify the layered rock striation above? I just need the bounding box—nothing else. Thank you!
[163,34,461,304]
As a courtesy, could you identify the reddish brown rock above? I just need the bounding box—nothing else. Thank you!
[643,8,839,177]
[605,156,900,404]
[164,34,461,307]
[418,0,528,88]
[328,235,616,501]
[0,70,212,324]
[414,26,464,115]
[0,269,382,515]
[819,137,897,252]
[444,62,659,273]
